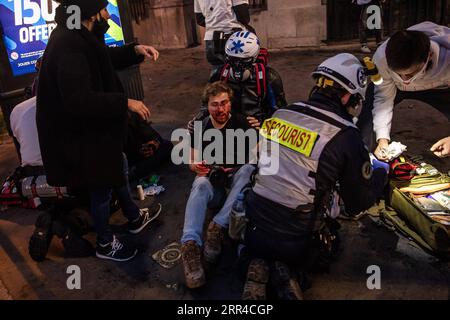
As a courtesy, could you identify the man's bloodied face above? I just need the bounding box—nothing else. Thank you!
[207,92,232,125]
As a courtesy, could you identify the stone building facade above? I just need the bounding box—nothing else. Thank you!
[128,0,449,49]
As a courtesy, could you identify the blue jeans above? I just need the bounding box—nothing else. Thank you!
[181,164,255,246]
[90,154,140,244]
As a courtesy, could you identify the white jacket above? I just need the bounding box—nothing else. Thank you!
[10,97,43,167]
[372,22,450,141]
[356,0,373,5]
[194,0,248,41]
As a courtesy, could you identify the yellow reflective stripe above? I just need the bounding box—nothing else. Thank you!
[260,117,319,157]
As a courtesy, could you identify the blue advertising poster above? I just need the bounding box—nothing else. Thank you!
[0,0,125,77]
[104,0,125,48]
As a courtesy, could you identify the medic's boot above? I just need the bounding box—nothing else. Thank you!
[271,261,304,300]
[242,258,270,300]
[181,240,206,289]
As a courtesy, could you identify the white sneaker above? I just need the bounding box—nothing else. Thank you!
[361,45,371,53]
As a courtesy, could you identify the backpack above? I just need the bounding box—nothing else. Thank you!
[0,166,73,210]
[0,166,33,208]
[0,175,24,207]
[21,175,71,201]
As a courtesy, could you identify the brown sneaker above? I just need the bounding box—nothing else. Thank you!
[242,258,269,300]
[181,241,206,289]
[204,221,225,264]
[271,261,303,300]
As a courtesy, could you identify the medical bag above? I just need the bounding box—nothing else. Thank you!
[381,157,450,260]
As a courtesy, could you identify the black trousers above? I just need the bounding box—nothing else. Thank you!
[205,40,225,68]
[357,83,450,151]
[243,191,313,267]
[358,1,384,45]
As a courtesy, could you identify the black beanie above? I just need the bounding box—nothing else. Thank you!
[58,0,109,20]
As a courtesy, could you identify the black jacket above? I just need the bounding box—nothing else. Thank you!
[210,65,287,118]
[307,93,387,215]
[36,13,144,189]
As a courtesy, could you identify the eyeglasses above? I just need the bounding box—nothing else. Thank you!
[209,99,231,109]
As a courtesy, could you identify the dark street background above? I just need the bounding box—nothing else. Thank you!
[0,46,449,300]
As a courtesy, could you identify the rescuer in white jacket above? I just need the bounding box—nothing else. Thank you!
[357,22,450,159]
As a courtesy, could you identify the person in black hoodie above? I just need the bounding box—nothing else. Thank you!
[37,0,161,262]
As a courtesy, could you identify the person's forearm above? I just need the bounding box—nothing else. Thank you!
[233,3,256,34]
[233,4,251,25]
[372,82,397,141]
[108,43,145,70]
[372,100,394,142]
[371,49,398,141]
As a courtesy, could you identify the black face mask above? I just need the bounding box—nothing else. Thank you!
[227,57,254,82]
[92,17,110,42]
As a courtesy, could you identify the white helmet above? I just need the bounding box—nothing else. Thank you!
[311,53,368,99]
[225,31,260,60]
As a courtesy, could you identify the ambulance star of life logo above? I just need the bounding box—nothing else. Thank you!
[357,67,368,88]
[231,40,245,54]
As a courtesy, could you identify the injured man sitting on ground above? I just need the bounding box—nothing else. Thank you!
[180,81,260,289]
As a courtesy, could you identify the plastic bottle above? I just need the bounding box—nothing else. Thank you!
[229,193,246,241]
[137,185,145,201]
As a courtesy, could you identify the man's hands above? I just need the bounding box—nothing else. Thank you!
[189,161,210,177]
[247,116,261,129]
[431,136,450,158]
[128,99,151,122]
[374,138,390,161]
[134,45,159,62]
[189,161,233,177]
[375,135,450,160]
